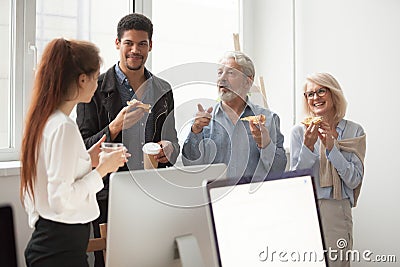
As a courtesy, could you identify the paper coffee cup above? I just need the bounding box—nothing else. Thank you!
[142,142,161,169]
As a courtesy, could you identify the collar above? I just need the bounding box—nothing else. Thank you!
[336,119,346,137]
[114,63,153,85]
[114,64,126,85]
[215,97,255,117]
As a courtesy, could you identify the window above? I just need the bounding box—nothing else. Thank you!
[35,0,133,72]
[35,0,133,122]
[0,0,25,161]
[0,0,11,151]
[151,0,241,73]
[0,0,133,161]
[147,0,241,151]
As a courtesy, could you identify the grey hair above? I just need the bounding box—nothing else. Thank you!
[219,51,255,79]
[303,72,348,122]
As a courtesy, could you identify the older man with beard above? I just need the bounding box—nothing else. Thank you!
[182,51,286,179]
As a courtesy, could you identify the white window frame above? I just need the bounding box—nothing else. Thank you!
[1,0,135,162]
[134,0,152,69]
[0,0,35,162]
[137,0,245,73]
[2,0,245,162]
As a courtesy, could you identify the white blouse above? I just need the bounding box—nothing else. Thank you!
[24,110,104,228]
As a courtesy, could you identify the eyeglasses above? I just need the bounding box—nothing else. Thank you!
[304,87,329,99]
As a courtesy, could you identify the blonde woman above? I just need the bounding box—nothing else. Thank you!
[290,72,366,267]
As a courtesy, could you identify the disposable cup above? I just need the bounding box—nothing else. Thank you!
[101,142,125,153]
[142,142,161,169]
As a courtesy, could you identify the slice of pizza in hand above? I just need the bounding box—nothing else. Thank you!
[301,116,323,127]
[126,99,151,113]
[240,114,266,125]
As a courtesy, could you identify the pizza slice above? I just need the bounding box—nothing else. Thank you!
[126,99,151,113]
[240,114,266,125]
[301,116,323,127]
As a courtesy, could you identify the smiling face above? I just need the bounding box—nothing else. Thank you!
[305,81,335,118]
[116,29,152,73]
[217,58,251,102]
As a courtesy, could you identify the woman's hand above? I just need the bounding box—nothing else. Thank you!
[88,134,106,167]
[318,122,338,151]
[303,123,319,152]
[96,148,130,178]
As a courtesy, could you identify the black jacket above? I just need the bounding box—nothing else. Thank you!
[76,65,179,199]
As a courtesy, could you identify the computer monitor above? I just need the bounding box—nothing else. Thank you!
[0,205,18,267]
[106,163,227,267]
[204,170,327,267]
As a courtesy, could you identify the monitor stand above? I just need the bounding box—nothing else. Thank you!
[175,234,206,267]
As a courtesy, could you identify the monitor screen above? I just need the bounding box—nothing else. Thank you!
[0,205,18,267]
[106,164,227,267]
[205,172,327,267]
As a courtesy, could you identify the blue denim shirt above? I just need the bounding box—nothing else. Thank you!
[114,63,153,105]
[290,119,365,206]
[115,63,154,170]
[182,100,287,179]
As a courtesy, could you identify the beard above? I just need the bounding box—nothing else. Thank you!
[127,64,142,71]
[126,61,143,71]
[219,90,237,102]
[126,55,144,71]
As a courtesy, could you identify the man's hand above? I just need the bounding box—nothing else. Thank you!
[109,102,145,140]
[249,121,271,149]
[191,104,213,134]
[154,140,174,164]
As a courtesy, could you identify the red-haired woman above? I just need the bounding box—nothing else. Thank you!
[20,38,129,267]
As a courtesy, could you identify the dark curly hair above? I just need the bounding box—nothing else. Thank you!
[117,13,153,41]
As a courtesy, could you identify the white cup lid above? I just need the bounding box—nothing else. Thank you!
[142,142,161,155]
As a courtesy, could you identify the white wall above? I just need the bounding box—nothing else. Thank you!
[250,0,399,265]
[242,0,295,149]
